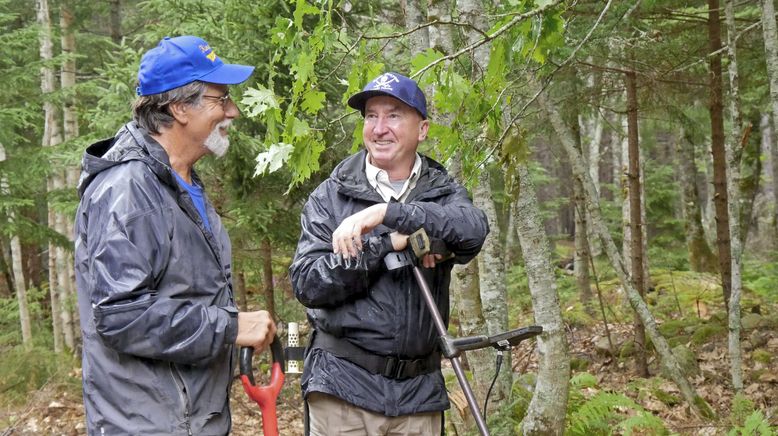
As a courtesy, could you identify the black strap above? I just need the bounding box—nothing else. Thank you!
[310,330,440,380]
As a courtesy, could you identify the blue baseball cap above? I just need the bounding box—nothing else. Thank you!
[347,72,427,119]
[137,36,254,96]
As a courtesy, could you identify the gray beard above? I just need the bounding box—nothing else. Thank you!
[204,123,230,158]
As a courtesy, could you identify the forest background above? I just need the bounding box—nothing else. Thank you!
[1,0,778,434]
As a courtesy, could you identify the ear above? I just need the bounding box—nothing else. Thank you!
[168,101,190,125]
[418,119,430,142]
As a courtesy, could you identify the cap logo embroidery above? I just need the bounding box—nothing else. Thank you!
[198,44,217,62]
[370,73,400,91]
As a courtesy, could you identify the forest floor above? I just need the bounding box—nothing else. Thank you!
[2,286,777,435]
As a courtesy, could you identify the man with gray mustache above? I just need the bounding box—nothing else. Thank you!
[74,35,276,434]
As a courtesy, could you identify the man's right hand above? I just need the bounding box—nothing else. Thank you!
[236,311,276,351]
[390,231,441,268]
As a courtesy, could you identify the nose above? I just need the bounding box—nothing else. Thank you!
[372,116,389,135]
[225,98,240,119]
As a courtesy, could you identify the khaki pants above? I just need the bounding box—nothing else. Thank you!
[306,392,443,436]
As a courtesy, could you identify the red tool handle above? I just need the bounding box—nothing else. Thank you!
[240,335,285,436]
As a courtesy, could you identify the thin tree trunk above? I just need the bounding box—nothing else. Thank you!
[709,0,733,307]
[570,98,594,315]
[724,0,743,393]
[677,127,718,272]
[515,164,569,436]
[474,169,511,406]
[0,144,32,348]
[532,75,715,419]
[458,0,509,406]
[260,238,275,319]
[626,71,649,377]
[761,0,778,246]
[0,238,13,298]
[59,0,77,350]
[109,0,122,44]
[235,271,248,312]
[37,0,65,353]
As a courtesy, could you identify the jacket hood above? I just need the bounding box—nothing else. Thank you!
[77,122,175,198]
[331,149,455,201]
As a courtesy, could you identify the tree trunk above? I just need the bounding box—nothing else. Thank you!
[37,0,65,353]
[724,0,743,393]
[109,0,122,44]
[474,169,511,406]
[677,128,718,272]
[235,271,248,312]
[709,0,732,307]
[626,71,649,377]
[401,0,429,55]
[570,97,594,315]
[761,0,778,245]
[515,164,569,436]
[532,75,715,419]
[0,144,32,348]
[59,0,78,350]
[260,238,275,319]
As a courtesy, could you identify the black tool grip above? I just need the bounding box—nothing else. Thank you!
[239,334,285,386]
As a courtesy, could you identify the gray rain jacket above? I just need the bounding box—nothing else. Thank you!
[74,122,238,435]
[290,150,489,416]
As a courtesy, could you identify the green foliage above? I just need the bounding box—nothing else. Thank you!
[0,345,80,408]
[565,373,668,436]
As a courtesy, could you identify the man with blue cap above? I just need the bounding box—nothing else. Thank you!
[74,36,276,434]
[291,72,489,435]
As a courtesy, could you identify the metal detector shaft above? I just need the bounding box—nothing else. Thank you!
[411,265,490,436]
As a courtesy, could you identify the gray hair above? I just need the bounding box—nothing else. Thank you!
[132,81,208,134]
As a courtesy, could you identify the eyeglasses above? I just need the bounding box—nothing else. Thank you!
[202,92,232,108]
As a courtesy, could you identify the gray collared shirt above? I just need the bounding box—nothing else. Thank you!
[365,153,422,203]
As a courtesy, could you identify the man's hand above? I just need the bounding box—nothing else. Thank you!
[236,311,276,351]
[332,204,388,258]
[390,232,441,268]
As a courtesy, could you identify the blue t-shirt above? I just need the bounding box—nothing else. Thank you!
[173,172,211,232]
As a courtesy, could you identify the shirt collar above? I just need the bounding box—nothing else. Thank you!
[365,153,422,202]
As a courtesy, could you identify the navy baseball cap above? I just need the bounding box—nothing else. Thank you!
[137,36,254,96]
[347,72,427,119]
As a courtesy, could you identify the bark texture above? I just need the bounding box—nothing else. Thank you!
[515,164,569,436]
[708,0,733,307]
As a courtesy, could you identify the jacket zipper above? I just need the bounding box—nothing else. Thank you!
[170,363,193,435]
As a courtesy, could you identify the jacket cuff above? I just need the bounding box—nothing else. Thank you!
[221,306,239,346]
[383,202,403,229]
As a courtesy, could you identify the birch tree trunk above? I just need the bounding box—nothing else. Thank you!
[458,0,511,405]
[677,128,718,272]
[761,0,778,245]
[724,0,743,393]
[626,71,649,377]
[59,0,77,350]
[474,169,512,405]
[515,164,569,436]
[37,0,65,353]
[0,144,32,348]
[708,0,733,307]
[532,75,715,419]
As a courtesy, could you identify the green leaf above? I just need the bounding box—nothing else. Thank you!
[301,90,326,115]
[293,0,321,30]
[241,86,280,118]
[254,142,294,176]
[410,48,445,76]
[291,117,311,138]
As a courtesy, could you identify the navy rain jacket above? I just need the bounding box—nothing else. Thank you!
[74,122,238,435]
[290,150,489,416]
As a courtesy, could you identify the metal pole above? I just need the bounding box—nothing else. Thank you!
[412,266,490,436]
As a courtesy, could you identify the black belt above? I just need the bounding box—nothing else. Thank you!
[310,330,440,380]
